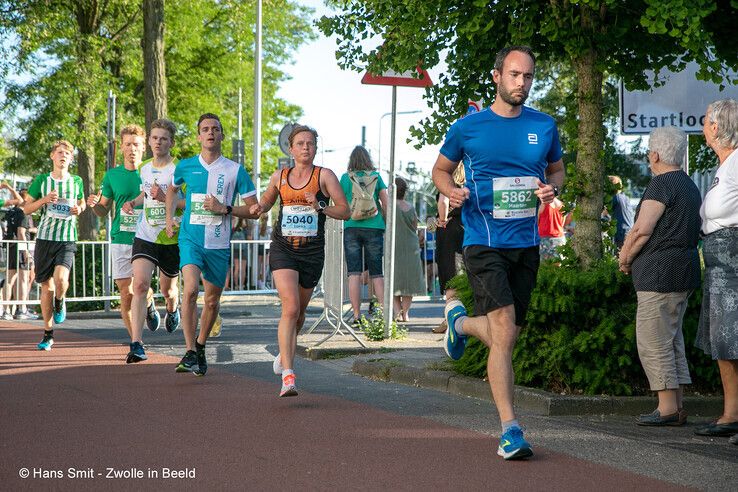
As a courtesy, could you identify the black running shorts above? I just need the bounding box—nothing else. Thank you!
[34,239,76,283]
[131,237,180,278]
[463,244,540,326]
[269,240,325,289]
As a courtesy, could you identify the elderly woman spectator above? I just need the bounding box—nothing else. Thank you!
[694,99,738,443]
[619,126,702,426]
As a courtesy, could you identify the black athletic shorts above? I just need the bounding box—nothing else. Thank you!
[34,239,76,283]
[131,237,180,278]
[269,240,325,289]
[463,244,540,326]
[7,243,32,271]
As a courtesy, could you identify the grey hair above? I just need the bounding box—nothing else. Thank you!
[649,126,687,168]
[708,99,738,149]
[347,145,374,172]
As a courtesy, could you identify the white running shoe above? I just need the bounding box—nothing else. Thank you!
[279,373,297,397]
[273,353,284,375]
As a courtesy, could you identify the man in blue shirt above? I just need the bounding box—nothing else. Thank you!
[609,175,635,250]
[432,46,565,460]
[165,113,258,376]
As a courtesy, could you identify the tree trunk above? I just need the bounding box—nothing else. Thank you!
[571,48,605,268]
[74,28,100,241]
[143,0,167,156]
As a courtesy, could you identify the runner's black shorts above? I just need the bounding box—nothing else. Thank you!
[131,237,180,278]
[463,244,540,326]
[269,239,324,289]
[34,239,76,283]
[7,243,32,271]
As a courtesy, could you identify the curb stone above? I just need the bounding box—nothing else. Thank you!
[352,359,724,417]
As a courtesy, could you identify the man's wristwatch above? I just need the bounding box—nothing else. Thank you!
[225,205,233,215]
[317,201,327,214]
[552,185,560,197]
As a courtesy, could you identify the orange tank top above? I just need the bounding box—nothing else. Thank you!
[273,166,328,250]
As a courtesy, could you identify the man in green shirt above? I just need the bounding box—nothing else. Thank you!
[21,140,85,350]
[87,124,159,341]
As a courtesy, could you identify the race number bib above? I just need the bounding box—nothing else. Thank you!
[281,205,318,237]
[492,176,538,219]
[47,199,73,220]
[189,193,221,225]
[145,197,166,225]
[119,209,141,232]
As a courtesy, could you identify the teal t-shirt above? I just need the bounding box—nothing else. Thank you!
[101,164,142,245]
[340,171,387,230]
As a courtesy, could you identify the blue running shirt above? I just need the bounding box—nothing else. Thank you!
[440,106,563,249]
[172,155,256,250]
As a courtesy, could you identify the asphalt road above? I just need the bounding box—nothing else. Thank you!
[1,301,736,491]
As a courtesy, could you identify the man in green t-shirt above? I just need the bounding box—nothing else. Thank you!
[21,140,85,350]
[87,124,160,341]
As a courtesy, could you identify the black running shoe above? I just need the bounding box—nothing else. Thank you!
[193,347,207,377]
[146,300,161,332]
[175,350,197,372]
[126,342,147,364]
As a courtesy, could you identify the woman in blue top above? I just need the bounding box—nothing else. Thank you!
[339,146,389,323]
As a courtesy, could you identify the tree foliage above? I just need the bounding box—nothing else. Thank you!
[0,0,314,207]
[319,0,738,267]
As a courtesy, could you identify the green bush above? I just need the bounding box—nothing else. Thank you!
[447,258,721,396]
[361,303,407,341]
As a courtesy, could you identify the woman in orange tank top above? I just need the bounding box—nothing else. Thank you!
[249,125,350,397]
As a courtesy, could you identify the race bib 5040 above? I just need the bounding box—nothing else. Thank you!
[281,205,318,237]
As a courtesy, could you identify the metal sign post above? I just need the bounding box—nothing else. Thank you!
[103,91,116,312]
[361,66,432,336]
[382,86,399,337]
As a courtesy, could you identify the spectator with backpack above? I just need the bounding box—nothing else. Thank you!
[339,146,389,324]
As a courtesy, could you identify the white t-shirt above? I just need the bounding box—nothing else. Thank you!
[701,149,738,235]
[135,160,181,244]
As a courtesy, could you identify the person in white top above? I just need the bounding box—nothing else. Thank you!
[694,98,738,442]
[120,119,185,363]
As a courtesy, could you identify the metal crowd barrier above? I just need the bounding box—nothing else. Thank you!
[303,218,366,347]
[0,239,275,314]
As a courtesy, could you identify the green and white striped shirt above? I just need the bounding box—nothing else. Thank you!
[28,172,84,242]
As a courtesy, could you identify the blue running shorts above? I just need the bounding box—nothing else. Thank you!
[179,237,230,288]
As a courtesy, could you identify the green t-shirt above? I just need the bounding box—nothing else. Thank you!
[101,164,142,245]
[28,172,84,242]
[340,171,387,230]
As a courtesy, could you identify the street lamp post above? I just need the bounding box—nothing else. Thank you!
[377,110,421,172]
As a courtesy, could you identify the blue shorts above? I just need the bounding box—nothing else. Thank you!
[179,237,230,288]
[344,227,384,277]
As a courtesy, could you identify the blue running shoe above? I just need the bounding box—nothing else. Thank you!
[165,308,180,333]
[37,334,54,351]
[146,300,161,332]
[126,341,147,364]
[443,300,468,360]
[497,427,533,460]
[53,298,66,324]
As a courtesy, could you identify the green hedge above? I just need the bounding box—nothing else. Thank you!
[447,258,721,396]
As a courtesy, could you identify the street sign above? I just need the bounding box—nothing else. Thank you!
[361,67,433,87]
[467,99,484,114]
[620,62,738,135]
[278,123,295,156]
[277,157,293,169]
